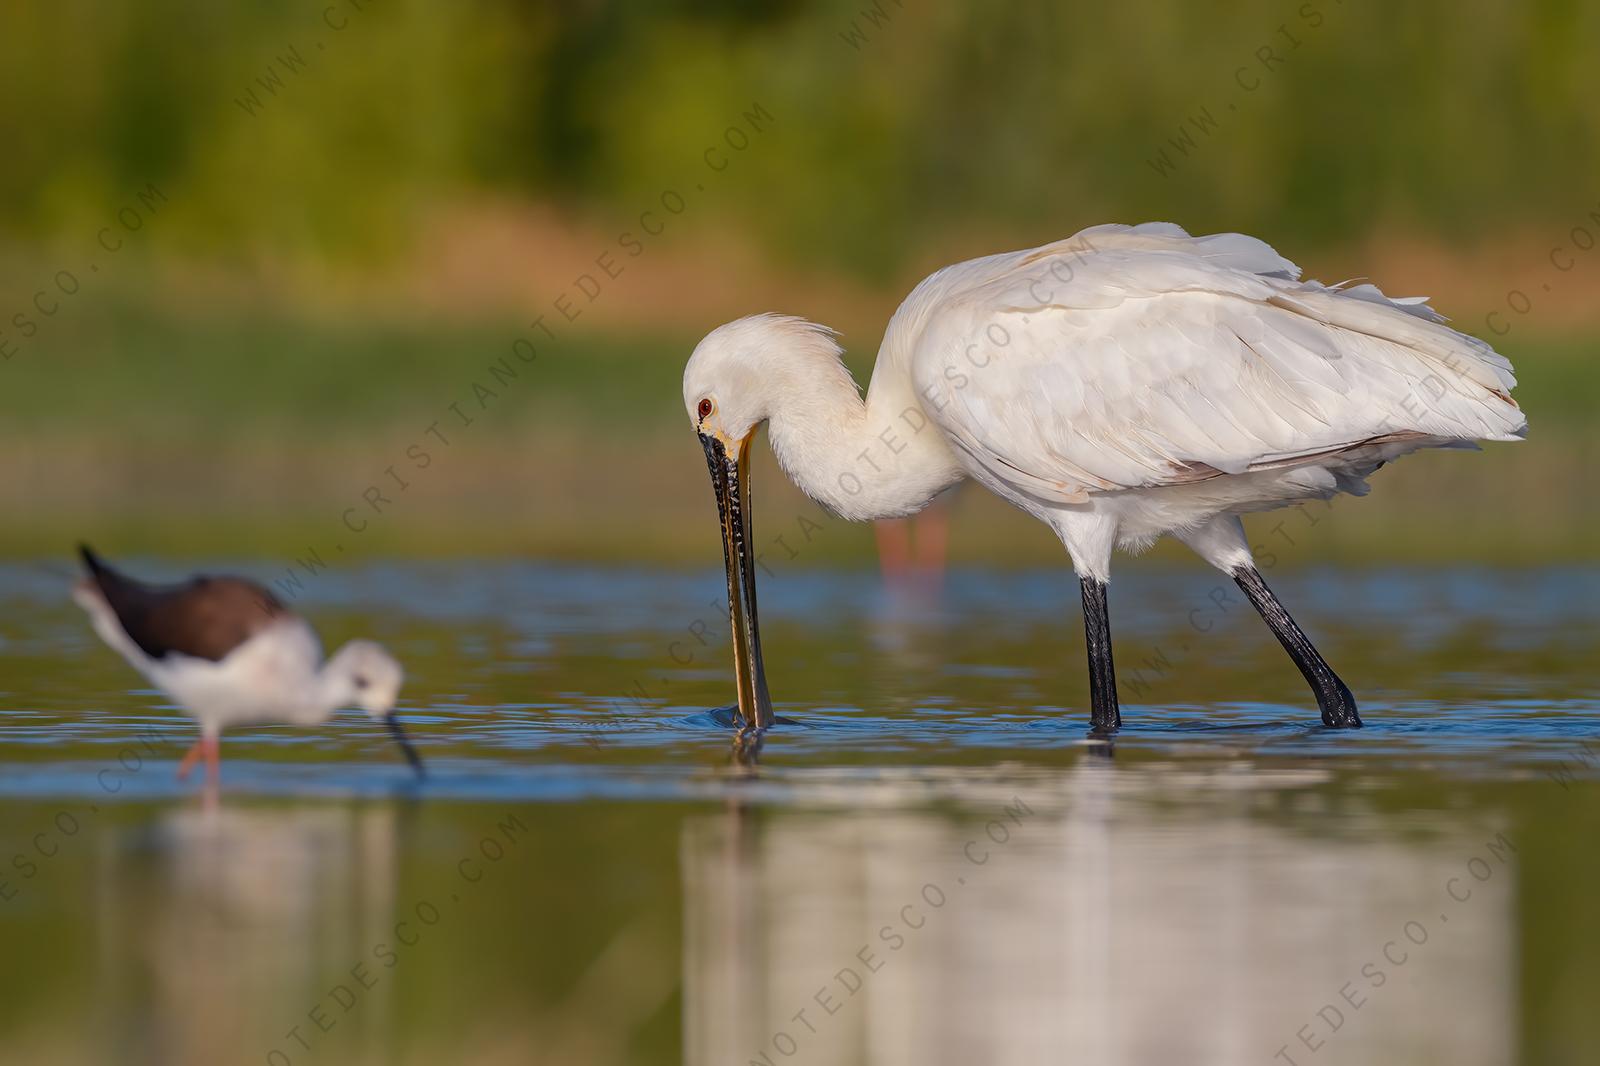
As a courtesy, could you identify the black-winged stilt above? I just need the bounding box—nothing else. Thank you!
[72,546,424,783]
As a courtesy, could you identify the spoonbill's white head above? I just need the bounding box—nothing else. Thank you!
[681,314,845,447]
[683,315,845,731]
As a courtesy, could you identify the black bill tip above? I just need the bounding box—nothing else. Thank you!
[385,714,426,778]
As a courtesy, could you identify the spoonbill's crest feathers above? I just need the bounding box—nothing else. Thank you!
[682,313,854,440]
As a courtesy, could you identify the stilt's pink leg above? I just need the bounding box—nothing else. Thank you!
[176,739,204,780]
[203,735,222,787]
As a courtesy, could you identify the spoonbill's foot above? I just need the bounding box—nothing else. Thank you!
[1318,678,1363,729]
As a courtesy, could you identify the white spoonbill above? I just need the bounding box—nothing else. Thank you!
[73,546,423,783]
[683,223,1525,734]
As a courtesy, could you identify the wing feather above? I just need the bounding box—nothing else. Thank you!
[910,226,1526,500]
[80,546,286,662]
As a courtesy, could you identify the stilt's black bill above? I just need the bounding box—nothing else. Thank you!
[699,431,775,731]
[385,714,427,776]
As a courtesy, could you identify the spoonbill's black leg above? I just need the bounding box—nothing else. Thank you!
[1079,576,1121,735]
[1232,566,1361,728]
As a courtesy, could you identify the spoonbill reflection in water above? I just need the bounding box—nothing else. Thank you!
[683,223,1525,734]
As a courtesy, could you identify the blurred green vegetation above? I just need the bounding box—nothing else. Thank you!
[4,1,1600,274]
[1,1,1596,562]
[3,298,1597,441]
[0,298,1592,564]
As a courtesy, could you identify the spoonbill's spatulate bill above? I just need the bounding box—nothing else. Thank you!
[72,546,424,781]
[683,223,1526,734]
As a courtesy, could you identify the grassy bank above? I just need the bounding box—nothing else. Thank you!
[3,300,1595,565]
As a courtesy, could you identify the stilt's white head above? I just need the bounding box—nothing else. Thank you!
[328,640,405,717]
[326,640,424,776]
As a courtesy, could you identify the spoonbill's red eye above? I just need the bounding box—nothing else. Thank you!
[697,398,714,421]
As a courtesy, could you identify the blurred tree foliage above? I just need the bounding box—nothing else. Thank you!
[2,0,1598,277]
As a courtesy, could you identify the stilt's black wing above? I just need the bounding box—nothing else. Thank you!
[79,545,287,662]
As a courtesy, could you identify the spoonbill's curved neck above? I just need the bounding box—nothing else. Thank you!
[764,340,964,521]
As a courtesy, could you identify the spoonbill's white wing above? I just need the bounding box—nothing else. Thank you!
[909,224,1525,503]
